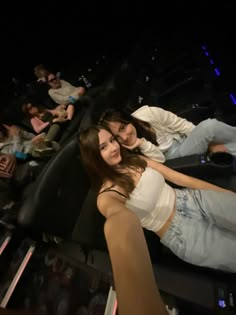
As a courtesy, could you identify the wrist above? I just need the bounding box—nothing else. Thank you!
[69,96,76,104]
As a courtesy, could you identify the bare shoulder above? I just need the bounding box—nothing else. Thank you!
[99,180,114,193]
[97,181,127,219]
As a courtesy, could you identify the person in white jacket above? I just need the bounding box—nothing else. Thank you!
[98,105,236,161]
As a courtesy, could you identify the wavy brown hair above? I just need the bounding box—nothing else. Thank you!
[78,125,147,197]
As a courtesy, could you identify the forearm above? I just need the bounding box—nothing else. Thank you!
[66,104,74,120]
[32,121,49,134]
[175,172,231,192]
[104,211,168,315]
[147,159,232,193]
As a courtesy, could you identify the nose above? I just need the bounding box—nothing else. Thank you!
[119,132,128,142]
[110,141,117,151]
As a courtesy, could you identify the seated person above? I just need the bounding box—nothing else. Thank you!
[46,72,86,120]
[22,102,66,144]
[0,124,57,157]
[34,64,49,83]
[79,125,236,273]
[98,106,236,162]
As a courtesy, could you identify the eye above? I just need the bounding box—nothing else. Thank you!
[100,144,106,151]
[119,124,126,132]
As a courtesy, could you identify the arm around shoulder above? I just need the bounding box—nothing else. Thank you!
[144,157,234,193]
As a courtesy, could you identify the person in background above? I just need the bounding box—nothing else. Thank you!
[0,124,54,157]
[98,106,236,162]
[46,72,86,121]
[22,102,66,145]
[34,64,48,83]
[79,125,236,273]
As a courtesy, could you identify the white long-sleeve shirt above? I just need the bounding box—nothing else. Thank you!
[131,105,195,161]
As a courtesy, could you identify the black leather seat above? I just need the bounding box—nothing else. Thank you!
[18,135,90,238]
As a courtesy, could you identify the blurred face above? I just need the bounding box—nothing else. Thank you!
[47,74,61,89]
[26,103,39,116]
[98,129,121,166]
[108,121,137,146]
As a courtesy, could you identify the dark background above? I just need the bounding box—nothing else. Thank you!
[0,1,235,101]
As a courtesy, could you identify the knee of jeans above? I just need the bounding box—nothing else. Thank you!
[198,118,218,138]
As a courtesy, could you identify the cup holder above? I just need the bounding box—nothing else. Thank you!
[208,152,234,167]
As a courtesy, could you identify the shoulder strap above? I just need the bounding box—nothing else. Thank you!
[98,185,127,199]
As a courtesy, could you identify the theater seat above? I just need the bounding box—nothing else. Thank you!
[165,151,236,191]
[18,135,90,238]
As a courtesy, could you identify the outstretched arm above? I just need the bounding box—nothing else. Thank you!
[144,157,233,193]
[105,210,168,315]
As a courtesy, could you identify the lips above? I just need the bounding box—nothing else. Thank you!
[112,152,119,158]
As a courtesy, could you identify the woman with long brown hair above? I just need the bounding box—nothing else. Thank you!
[79,125,236,273]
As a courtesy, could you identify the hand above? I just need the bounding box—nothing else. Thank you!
[58,110,68,119]
[208,143,229,153]
[31,133,45,144]
[0,153,16,177]
[53,116,68,123]
[56,104,66,111]
[75,87,85,96]
[122,138,144,150]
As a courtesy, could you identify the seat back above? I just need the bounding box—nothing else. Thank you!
[18,135,90,238]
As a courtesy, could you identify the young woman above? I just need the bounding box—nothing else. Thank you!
[98,106,236,162]
[79,125,236,273]
[22,102,67,143]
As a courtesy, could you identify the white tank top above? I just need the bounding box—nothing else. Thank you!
[126,167,175,232]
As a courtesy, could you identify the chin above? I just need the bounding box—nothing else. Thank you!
[111,155,122,166]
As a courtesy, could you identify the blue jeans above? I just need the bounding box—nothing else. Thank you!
[160,188,236,272]
[165,118,236,159]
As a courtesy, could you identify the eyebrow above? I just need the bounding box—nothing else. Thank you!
[99,135,113,148]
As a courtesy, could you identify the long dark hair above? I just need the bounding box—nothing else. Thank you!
[98,108,158,145]
[78,125,147,197]
[21,101,46,118]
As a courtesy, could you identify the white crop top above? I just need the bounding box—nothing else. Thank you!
[125,167,175,232]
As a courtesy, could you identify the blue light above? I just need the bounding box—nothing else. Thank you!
[214,68,221,76]
[229,93,236,105]
[209,59,214,65]
[201,45,207,50]
[205,51,209,57]
[218,299,226,308]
